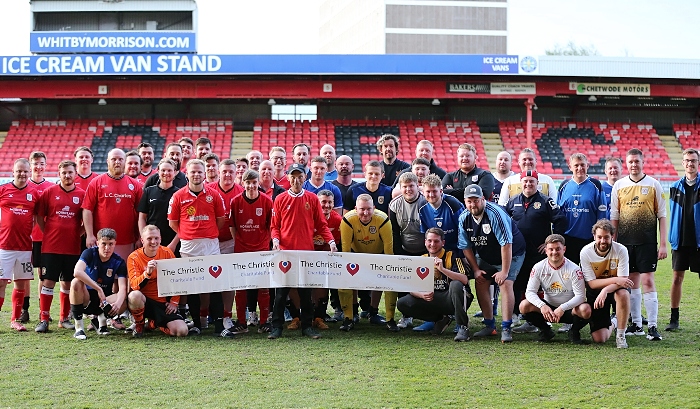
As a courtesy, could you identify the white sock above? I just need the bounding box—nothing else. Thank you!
[97,313,107,327]
[617,328,625,338]
[630,288,642,326]
[643,292,658,327]
[75,318,84,331]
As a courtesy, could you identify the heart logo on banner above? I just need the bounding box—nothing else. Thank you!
[279,261,292,273]
[346,263,360,276]
[209,265,222,279]
[416,267,430,280]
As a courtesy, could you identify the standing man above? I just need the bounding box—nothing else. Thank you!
[519,234,590,343]
[195,137,213,160]
[313,189,343,326]
[343,160,393,215]
[168,159,226,335]
[127,225,188,338]
[269,147,291,190]
[230,170,274,334]
[498,148,557,206]
[394,140,447,183]
[397,228,473,341]
[339,195,396,331]
[144,143,187,189]
[666,148,700,331]
[442,143,495,203]
[69,228,128,339]
[557,153,607,264]
[602,157,623,218]
[389,172,427,257]
[611,148,667,341]
[268,163,337,340]
[73,146,99,190]
[492,151,515,204]
[125,150,143,181]
[27,151,54,324]
[303,156,343,213]
[234,157,249,186]
[136,142,155,185]
[34,160,85,333]
[391,158,431,197]
[332,155,357,200]
[178,137,194,170]
[246,150,263,171]
[292,143,311,174]
[377,134,410,186]
[458,184,526,343]
[138,159,180,256]
[580,219,633,348]
[258,160,286,200]
[319,144,338,181]
[419,174,464,251]
[82,148,143,259]
[506,170,568,334]
[0,159,38,331]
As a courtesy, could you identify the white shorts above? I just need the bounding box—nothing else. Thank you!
[0,250,34,281]
[219,239,235,255]
[180,238,221,257]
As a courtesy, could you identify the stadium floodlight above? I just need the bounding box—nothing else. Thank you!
[431,99,440,106]
[268,99,276,105]
[588,95,597,102]
[98,98,107,106]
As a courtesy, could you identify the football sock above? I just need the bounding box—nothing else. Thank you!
[384,292,397,321]
[11,289,25,321]
[670,307,679,322]
[571,315,587,333]
[39,286,54,322]
[643,291,658,327]
[59,290,70,321]
[338,289,353,320]
[617,328,626,338]
[314,296,329,319]
[246,289,259,312]
[97,313,107,328]
[630,288,642,326]
[235,290,247,324]
[501,319,512,331]
[259,289,270,323]
[71,304,85,331]
[523,312,548,331]
[23,295,30,310]
[0,297,4,311]
[483,318,496,329]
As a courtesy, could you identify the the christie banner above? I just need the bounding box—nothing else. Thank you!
[0,54,538,76]
[156,250,434,297]
[30,32,196,53]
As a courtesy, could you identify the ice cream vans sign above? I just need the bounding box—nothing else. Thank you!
[482,56,518,73]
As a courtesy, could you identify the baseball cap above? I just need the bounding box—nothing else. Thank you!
[464,184,483,198]
[287,163,305,174]
[520,169,539,180]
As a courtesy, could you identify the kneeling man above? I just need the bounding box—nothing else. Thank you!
[397,228,473,341]
[127,225,188,338]
[519,234,591,343]
[70,228,128,340]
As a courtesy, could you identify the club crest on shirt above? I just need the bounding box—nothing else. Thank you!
[369,226,377,234]
[610,261,617,270]
[482,224,491,234]
[128,183,134,191]
[472,175,479,182]
[26,194,33,201]
[73,197,80,204]
[533,202,541,209]
[573,200,579,206]
[205,195,213,203]
[256,208,263,216]
[377,197,384,205]
[437,221,443,227]
[641,187,649,195]
[106,269,113,277]
[305,202,310,210]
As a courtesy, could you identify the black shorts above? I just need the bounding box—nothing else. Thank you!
[84,289,108,316]
[625,243,658,273]
[41,253,79,282]
[32,242,43,268]
[671,247,700,273]
[586,287,630,332]
[143,298,184,328]
[542,300,574,324]
[563,235,592,265]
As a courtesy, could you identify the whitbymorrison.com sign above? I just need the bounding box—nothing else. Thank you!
[157,251,433,297]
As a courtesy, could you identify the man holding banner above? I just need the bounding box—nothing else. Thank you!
[268,163,337,340]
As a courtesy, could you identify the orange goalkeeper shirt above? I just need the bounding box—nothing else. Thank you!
[128,246,178,305]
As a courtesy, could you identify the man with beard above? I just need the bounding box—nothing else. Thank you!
[138,159,181,256]
[195,137,212,160]
[332,155,357,200]
[377,134,410,187]
[442,143,495,203]
[393,140,447,184]
[125,150,143,181]
[204,153,220,184]
[144,143,187,189]
[136,142,155,185]
[492,151,515,204]
[498,148,557,206]
[178,137,194,170]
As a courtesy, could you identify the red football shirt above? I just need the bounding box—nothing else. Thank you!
[273,175,291,190]
[135,169,154,186]
[230,193,273,252]
[36,184,85,255]
[314,210,342,251]
[0,183,38,251]
[29,178,56,242]
[167,186,226,240]
[82,173,143,245]
[74,172,99,191]
[271,190,334,251]
[207,182,243,242]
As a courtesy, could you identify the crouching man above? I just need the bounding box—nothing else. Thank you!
[397,228,474,341]
[127,225,188,338]
[519,234,591,343]
[70,228,128,340]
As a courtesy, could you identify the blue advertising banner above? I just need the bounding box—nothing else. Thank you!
[0,54,536,76]
[30,31,196,53]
